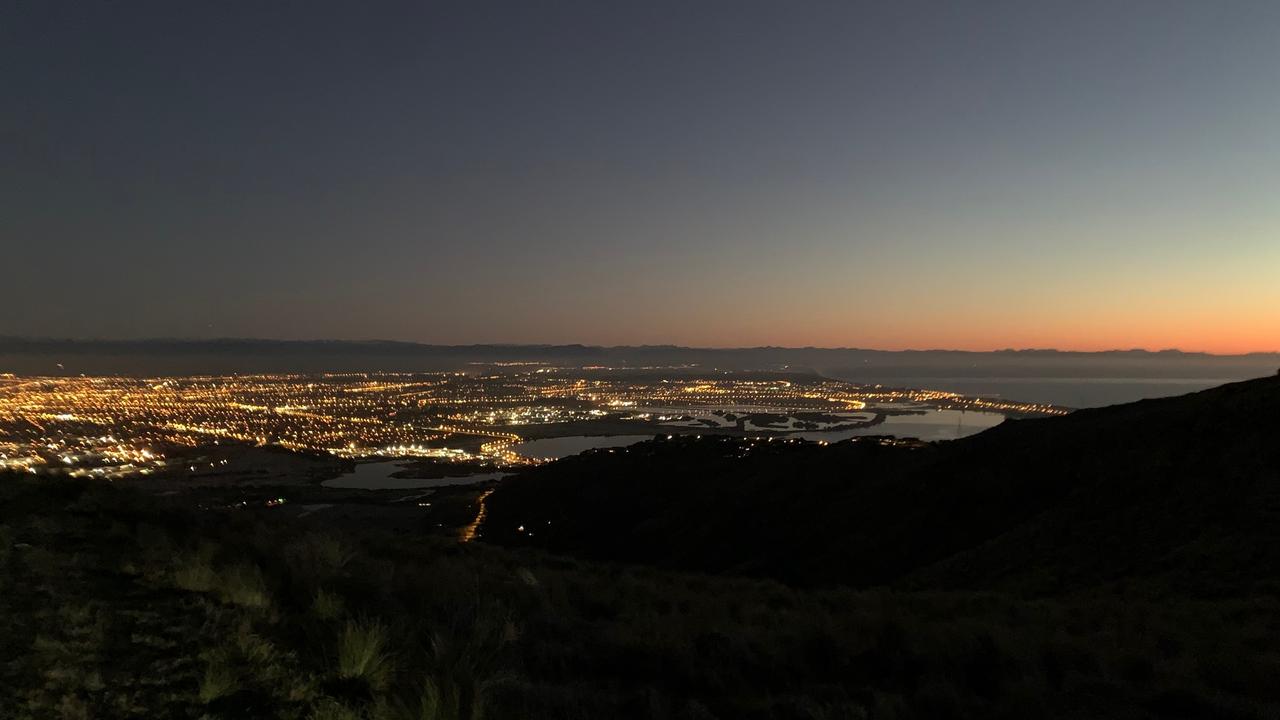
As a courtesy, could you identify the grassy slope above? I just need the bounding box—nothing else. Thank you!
[3,477,1279,719]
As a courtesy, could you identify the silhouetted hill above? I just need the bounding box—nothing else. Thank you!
[1,336,1275,382]
[481,375,1280,595]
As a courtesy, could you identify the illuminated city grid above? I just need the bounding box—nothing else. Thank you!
[0,370,1067,478]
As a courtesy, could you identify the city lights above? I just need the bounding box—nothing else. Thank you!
[0,370,1068,478]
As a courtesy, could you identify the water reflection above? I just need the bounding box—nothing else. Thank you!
[511,409,1005,460]
[511,435,656,460]
[789,409,1005,442]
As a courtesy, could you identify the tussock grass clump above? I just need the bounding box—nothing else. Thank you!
[198,660,240,703]
[314,588,346,620]
[416,676,466,720]
[232,622,280,666]
[409,606,514,720]
[220,561,271,608]
[337,620,393,691]
[369,677,464,720]
[314,535,356,571]
[173,544,218,593]
[288,533,357,585]
[174,549,271,609]
[310,698,365,720]
[195,622,318,709]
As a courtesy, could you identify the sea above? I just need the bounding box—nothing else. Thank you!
[837,376,1244,409]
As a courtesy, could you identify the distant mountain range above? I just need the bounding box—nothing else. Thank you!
[2,337,1276,379]
[481,373,1280,596]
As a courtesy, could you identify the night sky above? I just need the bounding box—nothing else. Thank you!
[5,1,1279,352]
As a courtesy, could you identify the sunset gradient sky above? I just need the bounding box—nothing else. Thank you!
[4,2,1278,353]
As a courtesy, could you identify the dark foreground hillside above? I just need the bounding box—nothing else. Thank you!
[481,374,1280,595]
[5,477,1280,720]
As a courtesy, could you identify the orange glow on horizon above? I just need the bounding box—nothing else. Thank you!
[573,308,1280,356]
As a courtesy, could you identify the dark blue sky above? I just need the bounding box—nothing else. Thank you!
[4,1,1278,351]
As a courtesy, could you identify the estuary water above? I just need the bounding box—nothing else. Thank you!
[511,435,656,460]
[511,408,1007,460]
[787,409,1006,442]
[323,461,509,490]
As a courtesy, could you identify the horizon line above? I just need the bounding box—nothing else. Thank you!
[2,336,1278,357]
